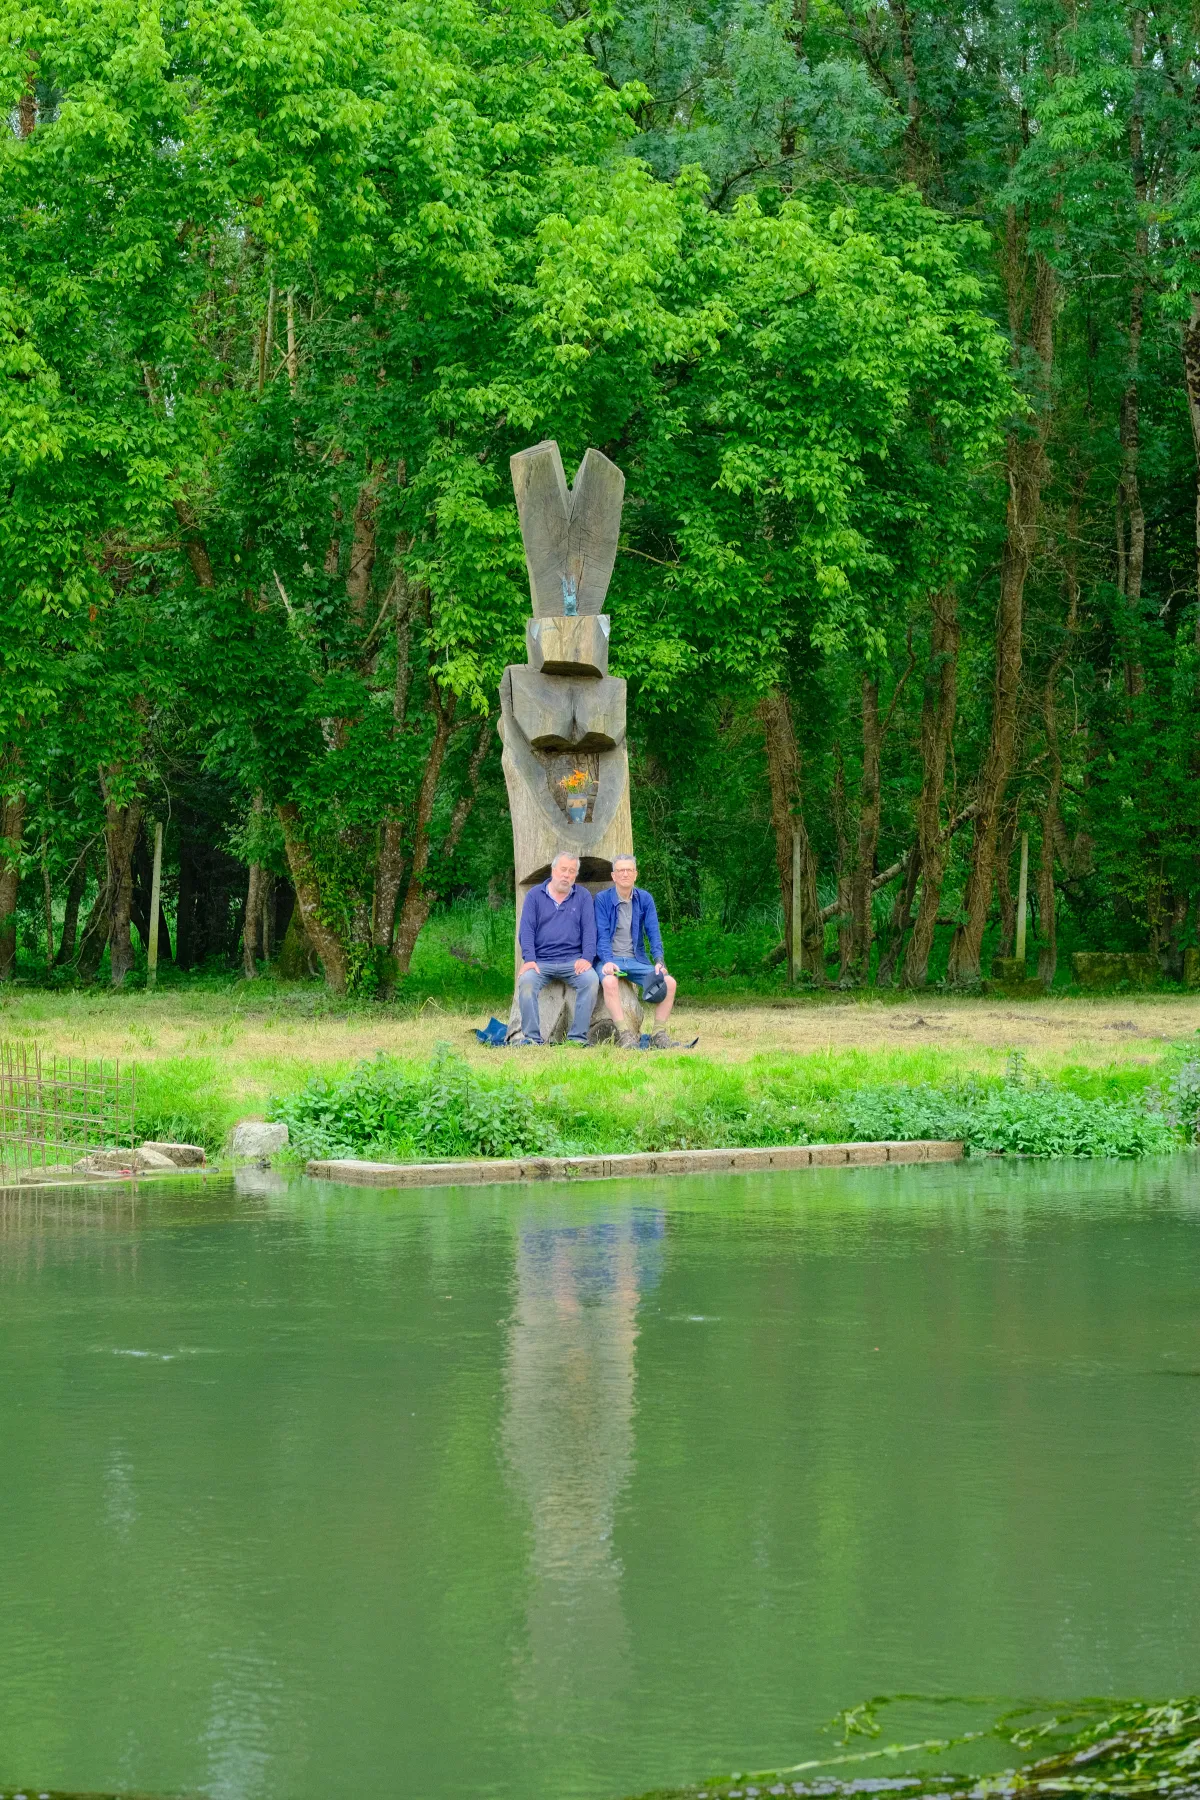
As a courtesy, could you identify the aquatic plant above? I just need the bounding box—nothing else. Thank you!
[626,1695,1200,1800]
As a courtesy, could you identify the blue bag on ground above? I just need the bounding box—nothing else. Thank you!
[474,1017,509,1048]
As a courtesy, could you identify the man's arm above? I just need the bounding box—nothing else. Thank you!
[641,889,665,964]
[594,889,613,965]
[518,888,541,965]
[579,887,597,965]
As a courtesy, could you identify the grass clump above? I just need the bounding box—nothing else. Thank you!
[269,1044,558,1163]
[626,1694,1200,1800]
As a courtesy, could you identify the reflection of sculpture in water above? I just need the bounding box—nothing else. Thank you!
[500,440,634,1041]
[501,1207,664,1745]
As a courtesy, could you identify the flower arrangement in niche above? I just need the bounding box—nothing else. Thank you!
[558,768,593,821]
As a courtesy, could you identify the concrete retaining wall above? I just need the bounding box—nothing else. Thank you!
[306,1139,964,1191]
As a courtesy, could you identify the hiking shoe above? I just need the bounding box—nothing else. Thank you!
[617,1029,640,1049]
[511,1034,543,1047]
[649,1029,679,1049]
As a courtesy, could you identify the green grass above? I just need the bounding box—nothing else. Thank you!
[267,1044,1185,1164]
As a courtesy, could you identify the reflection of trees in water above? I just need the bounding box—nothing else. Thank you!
[503,1208,664,1739]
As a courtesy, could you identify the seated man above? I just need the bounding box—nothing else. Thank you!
[594,854,678,1048]
[516,852,600,1046]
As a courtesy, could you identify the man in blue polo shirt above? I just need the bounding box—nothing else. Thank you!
[594,853,679,1048]
[515,852,600,1046]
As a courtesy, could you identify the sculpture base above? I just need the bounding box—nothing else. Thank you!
[507,977,644,1045]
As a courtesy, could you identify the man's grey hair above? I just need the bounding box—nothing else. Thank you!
[611,852,637,866]
[551,850,581,869]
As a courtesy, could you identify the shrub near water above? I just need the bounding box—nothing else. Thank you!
[847,1056,1175,1159]
[268,1046,1179,1165]
[269,1045,557,1163]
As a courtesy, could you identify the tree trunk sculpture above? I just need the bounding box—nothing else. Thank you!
[500,440,636,1041]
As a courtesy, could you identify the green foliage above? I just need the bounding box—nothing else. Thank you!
[624,1695,1200,1800]
[846,1053,1176,1158]
[268,1043,557,1161]
[264,1042,1180,1162]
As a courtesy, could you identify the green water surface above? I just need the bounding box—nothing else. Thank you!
[1,1158,1198,1800]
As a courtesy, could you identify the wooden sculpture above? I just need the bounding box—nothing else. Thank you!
[500,440,638,1042]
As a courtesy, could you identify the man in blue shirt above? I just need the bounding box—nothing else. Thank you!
[594,854,678,1048]
[516,852,600,1046]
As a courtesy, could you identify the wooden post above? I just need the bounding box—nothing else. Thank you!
[1015,829,1029,966]
[791,826,802,984]
[147,820,163,989]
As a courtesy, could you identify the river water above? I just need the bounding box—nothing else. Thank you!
[1,1159,1198,1800]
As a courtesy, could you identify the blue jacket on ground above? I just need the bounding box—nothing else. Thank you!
[518,881,597,965]
[594,884,664,966]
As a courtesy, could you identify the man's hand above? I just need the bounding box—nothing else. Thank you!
[519,960,539,976]
[602,962,618,977]
[574,958,592,976]
[654,962,667,975]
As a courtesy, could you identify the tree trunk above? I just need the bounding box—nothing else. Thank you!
[947,239,1054,984]
[874,850,921,988]
[1120,8,1148,696]
[847,675,881,983]
[995,812,1018,958]
[0,786,25,981]
[391,704,490,978]
[55,852,88,965]
[76,877,112,981]
[1182,296,1200,653]
[904,589,959,987]
[105,798,143,988]
[173,498,216,590]
[277,803,349,992]
[242,863,264,977]
[372,557,418,952]
[757,689,821,977]
[833,745,853,981]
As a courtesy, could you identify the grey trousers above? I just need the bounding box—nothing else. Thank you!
[517,963,600,1043]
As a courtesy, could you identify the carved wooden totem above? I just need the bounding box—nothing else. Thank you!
[500,440,637,1040]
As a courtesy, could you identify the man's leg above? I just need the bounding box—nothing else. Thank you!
[516,965,550,1042]
[563,966,599,1043]
[602,969,627,1026]
[654,975,678,1025]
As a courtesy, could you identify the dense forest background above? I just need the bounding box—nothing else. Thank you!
[4,0,1200,994]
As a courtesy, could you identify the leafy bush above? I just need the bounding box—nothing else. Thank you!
[1157,1058,1200,1142]
[847,1061,1176,1160]
[268,1044,558,1162]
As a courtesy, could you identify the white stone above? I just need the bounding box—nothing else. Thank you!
[230,1121,289,1160]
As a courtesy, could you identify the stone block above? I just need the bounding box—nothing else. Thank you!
[991,955,1027,980]
[74,1146,180,1174]
[924,1140,965,1161]
[810,1143,852,1166]
[230,1121,289,1161]
[1071,951,1160,990]
[846,1142,889,1165]
[1185,947,1200,989]
[141,1141,206,1167]
[527,615,610,678]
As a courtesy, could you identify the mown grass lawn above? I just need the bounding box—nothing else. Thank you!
[2,967,1198,1158]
